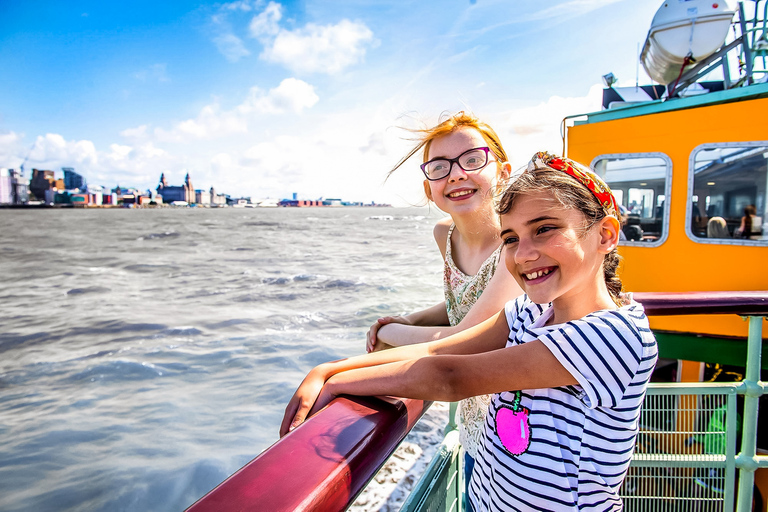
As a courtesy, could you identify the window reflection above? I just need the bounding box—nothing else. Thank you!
[691,145,768,242]
[592,155,670,245]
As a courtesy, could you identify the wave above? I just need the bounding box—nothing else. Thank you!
[124,264,179,274]
[67,286,111,295]
[136,232,181,240]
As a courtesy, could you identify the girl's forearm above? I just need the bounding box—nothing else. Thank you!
[376,322,459,347]
[403,302,450,327]
[321,311,509,391]
[324,357,459,402]
[325,337,577,406]
[315,340,435,381]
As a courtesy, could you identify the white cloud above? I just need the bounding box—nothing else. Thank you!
[0,131,24,167]
[248,2,375,75]
[26,134,98,167]
[120,124,149,140]
[155,78,318,142]
[263,19,374,74]
[492,84,604,170]
[249,1,282,39]
[0,131,180,190]
[240,78,319,114]
[213,33,251,62]
[222,0,255,11]
[0,131,21,147]
[108,144,133,159]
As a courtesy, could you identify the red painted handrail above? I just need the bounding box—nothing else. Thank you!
[633,291,768,316]
[186,396,431,512]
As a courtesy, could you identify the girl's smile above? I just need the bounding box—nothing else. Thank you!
[446,187,477,201]
[522,266,555,282]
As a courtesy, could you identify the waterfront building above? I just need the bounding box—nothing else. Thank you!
[29,169,58,203]
[156,173,194,203]
[0,168,31,205]
[195,189,211,205]
[8,169,29,204]
[279,198,324,207]
[54,191,72,205]
[71,193,91,205]
[86,184,104,206]
[228,196,251,206]
[63,168,86,190]
[210,187,227,206]
[0,168,11,204]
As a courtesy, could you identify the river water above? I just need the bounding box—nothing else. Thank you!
[0,206,447,511]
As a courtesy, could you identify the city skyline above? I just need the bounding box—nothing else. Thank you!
[3,164,379,207]
[2,1,676,205]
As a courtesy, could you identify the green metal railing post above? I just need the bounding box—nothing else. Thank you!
[735,316,765,511]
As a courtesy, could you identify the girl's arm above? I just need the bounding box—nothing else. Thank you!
[309,335,577,424]
[374,262,522,347]
[366,302,450,352]
[281,309,510,435]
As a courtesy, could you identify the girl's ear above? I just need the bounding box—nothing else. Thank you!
[423,180,434,202]
[598,215,621,253]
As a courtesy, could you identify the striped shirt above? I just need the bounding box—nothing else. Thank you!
[469,295,658,511]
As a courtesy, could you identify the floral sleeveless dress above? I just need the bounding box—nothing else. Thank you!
[443,224,502,459]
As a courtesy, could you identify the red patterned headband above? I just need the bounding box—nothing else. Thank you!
[527,151,619,218]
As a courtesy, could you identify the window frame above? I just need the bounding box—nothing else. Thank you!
[687,141,768,246]
[590,152,673,248]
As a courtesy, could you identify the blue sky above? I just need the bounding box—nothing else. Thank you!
[0,0,663,205]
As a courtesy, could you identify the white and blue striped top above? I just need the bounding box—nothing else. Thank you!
[469,295,658,512]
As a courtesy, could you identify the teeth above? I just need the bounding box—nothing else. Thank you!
[449,190,473,198]
[525,269,551,280]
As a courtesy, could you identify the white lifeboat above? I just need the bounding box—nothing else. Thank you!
[641,0,735,85]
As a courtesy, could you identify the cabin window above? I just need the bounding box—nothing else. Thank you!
[591,153,671,246]
[689,143,768,244]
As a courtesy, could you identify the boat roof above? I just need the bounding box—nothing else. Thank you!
[573,81,768,126]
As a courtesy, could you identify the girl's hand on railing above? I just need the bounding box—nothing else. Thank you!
[280,367,327,437]
[366,316,413,353]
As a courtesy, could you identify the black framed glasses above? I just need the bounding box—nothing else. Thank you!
[420,147,493,181]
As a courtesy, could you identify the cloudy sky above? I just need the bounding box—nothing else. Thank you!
[1,0,664,205]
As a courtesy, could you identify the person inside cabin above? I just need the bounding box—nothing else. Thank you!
[282,152,658,512]
[364,111,524,491]
[623,215,643,241]
[707,216,730,239]
[735,204,763,240]
[691,201,707,237]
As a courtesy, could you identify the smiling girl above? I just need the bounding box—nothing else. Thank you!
[282,152,658,511]
[365,112,523,479]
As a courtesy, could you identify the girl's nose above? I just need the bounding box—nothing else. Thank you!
[513,237,537,264]
[447,162,468,182]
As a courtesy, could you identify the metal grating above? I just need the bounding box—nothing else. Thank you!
[620,385,739,512]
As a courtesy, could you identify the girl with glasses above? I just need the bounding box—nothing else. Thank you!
[282,152,657,511]
[365,112,523,485]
